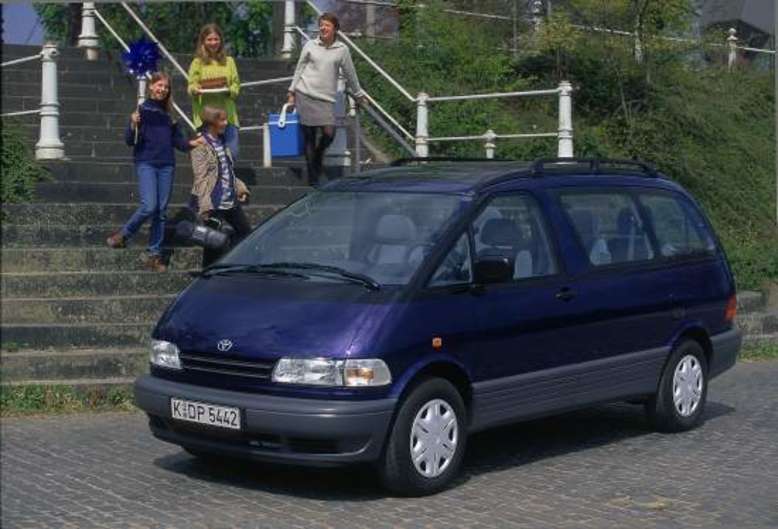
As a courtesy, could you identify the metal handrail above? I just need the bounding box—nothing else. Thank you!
[1,109,42,117]
[429,133,557,142]
[1,54,42,68]
[120,2,190,79]
[426,88,560,103]
[571,23,776,55]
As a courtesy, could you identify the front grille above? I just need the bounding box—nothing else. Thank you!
[179,351,275,381]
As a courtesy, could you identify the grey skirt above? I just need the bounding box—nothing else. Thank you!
[295,91,335,127]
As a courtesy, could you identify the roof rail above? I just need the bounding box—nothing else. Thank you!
[391,157,515,166]
[530,158,658,177]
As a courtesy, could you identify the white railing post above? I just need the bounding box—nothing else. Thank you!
[557,80,574,158]
[262,122,272,168]
[727,28,738,72]
[415,92,429,158]
[36,43,64,160]
[137,77,147,106]
[484,129,497,159]
[282,0,296,60]
[325,73,351,173]
[78,2,100,61]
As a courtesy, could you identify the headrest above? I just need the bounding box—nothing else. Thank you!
[374,214,417,243]
[617,208,640,234]
[481,218,521,247]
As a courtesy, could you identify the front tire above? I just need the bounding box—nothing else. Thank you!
[646,340,708,432]
[379,378,466,496]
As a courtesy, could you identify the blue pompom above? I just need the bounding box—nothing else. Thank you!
[121,38,160,78]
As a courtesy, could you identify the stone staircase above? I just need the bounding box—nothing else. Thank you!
[1,44,310,388]
[736,290,778,346]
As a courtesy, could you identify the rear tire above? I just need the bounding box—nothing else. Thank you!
[646,340,708,432]
[379,378,466,496]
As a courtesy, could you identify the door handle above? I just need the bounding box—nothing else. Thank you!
[555,287,576,302]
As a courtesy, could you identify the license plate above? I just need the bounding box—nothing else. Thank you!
[170,398,241,430]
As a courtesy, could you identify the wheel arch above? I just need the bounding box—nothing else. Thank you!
[670,323,713,370]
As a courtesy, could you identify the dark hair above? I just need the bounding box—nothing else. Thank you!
[195,23,226,65]
[318,12,340,32]
[147,71,173,113]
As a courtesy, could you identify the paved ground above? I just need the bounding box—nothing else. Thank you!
[2,361,777,529]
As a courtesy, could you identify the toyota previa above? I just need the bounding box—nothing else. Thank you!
[135,159,742,496]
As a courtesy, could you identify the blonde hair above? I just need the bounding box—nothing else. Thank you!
[147,71,173,113]
[195,23,226,65]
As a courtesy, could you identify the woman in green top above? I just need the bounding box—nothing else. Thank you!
[188,23,241,159]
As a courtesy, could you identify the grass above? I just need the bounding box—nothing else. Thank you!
[0,384,137,417]
[740,342,778,362]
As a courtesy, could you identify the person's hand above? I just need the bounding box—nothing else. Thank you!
[130,111,140,128]
[357,95,368,107]
[199,210,211,222]
[193,86,202,96]
[237,191,249,203]
[286,92,295,108]
[189,134,206,148]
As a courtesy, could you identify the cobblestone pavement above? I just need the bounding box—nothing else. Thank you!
[2,361,777,529]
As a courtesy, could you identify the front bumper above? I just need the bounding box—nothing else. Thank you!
[134,375,397,466]
[709,328,742,379]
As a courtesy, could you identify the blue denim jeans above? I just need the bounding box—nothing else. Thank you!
[223,123,240,161]
[121,163,175,256]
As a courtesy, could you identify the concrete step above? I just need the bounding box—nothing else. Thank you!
[29,181,309,204]
[2,223,196,248]
[2,295,175,325]
[737,290,767,314]
[1,270,193,298]
[2,203,280,228]
[1,247,204,273]
[0,347,147,382]
[0,323,154,350]
[736,309,778,336]
[39,160,306,186]
[57,138,268,161]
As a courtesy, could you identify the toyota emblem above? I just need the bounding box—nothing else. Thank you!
[216,339,233,352]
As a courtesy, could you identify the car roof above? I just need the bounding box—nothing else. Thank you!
[322,160,683,196]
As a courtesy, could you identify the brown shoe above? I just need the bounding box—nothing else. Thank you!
[145,255,167,272]
[106,231,126,249]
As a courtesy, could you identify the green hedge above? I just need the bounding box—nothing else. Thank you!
[1,122,48,205]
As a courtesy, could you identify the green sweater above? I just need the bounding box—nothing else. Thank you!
[188,56,241,127]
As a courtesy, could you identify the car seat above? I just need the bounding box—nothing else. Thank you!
[609,208,652,262]
[567,209,612,265]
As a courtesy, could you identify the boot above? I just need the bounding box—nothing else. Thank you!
[145,254,168,272]
[106,231,126,249]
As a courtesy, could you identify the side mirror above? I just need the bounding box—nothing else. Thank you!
[474,256,512,284]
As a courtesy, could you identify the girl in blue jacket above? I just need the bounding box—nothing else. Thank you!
[107,72,202,272]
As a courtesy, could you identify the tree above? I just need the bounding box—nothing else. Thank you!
[34,2,273,57]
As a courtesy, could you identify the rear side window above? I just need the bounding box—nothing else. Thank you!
[560,192,654,266]
[639,192,716,258]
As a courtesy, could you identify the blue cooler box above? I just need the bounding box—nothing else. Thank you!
[268,107,304,157]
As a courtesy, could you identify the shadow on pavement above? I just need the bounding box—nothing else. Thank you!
[152,400,734,500]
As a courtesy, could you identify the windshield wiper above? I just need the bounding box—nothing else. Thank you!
[195,263,308,279]
[259,262,381,291]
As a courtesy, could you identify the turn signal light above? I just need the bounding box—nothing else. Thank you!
[724,295,737,323]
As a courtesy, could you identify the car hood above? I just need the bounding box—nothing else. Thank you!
[154,275,400,361]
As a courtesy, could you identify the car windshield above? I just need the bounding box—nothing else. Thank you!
[220,191,467,286]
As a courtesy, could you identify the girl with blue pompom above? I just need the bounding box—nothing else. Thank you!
[106,72,204,272]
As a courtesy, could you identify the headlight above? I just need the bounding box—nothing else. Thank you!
[150,339,181,370]
[272,358,391,387]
